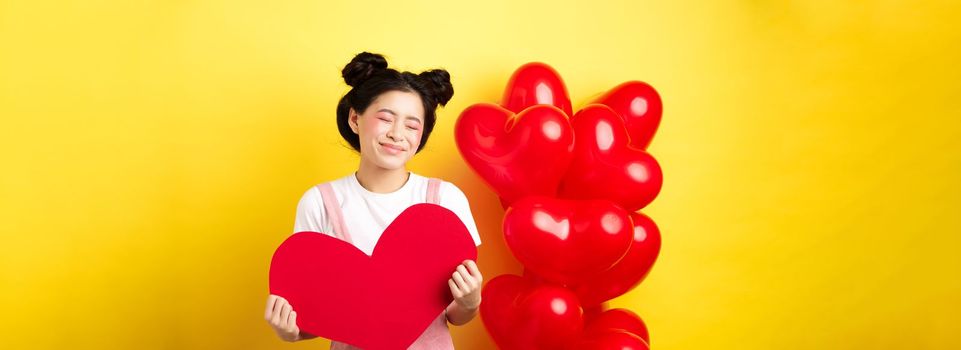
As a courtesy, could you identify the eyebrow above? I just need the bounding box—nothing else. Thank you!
[378,108,422,124]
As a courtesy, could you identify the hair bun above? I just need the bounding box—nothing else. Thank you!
[341,52,388,87]
[418,69,454,106]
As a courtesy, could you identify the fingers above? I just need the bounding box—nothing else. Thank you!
[265,295,278,321]
[265,294,299,342]
[270,299,282,325]
[286,310,298,331]
[464,260,483,282]
[450,261,484,303]
[448,279,463,298]
[455,262,480,290]
[268,296,299,328]
[453,269,469,291]
[271,296,287,326]
[280,303,292,328]
[456,264,470,281]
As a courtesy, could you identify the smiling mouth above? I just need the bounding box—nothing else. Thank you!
[380,143,406,152]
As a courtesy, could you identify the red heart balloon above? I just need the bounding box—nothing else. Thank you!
[455,103,574,205]
[559,104,663,212]
[515,284,584,348]
[575,329,650,350]
[480,274,583,349]
[584,308,650,346]
[480,275,532,348]
[582,301,606,320]
[482,275,656,350]
[573,212,661,306]
[504,196,633,284]
[502,62,573,117]
[269,204,477,350]
[591,81,663,150]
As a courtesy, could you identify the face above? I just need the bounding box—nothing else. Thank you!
[349,90,426,170]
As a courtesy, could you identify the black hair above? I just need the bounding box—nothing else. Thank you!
[336,52,454,153]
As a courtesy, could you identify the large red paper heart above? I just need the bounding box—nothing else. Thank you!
[559,104,663,212]
[269,203,478,350]
[455,103,574,206]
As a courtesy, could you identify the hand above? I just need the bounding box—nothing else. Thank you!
[264,294,300,342]
[448,260,483,310]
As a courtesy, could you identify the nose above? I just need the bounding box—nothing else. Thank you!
[386,122,404,141]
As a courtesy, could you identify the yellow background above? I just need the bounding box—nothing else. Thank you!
[2,0,959,349]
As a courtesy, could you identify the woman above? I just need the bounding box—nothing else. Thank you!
[264,52,484,349]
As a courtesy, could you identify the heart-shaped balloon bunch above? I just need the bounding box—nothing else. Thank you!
[455,63,663,349]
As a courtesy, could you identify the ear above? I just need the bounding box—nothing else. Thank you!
[348,108,360,134]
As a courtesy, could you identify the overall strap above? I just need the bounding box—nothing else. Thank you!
[426,178,442,204]
[316,183,353,244]
[317,182,360,350]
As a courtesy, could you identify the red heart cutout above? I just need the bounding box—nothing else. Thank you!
[559,104,663,212]
[591,81,663,150]
[455,103,574,206]
[503,196,634,285]
[269,203,478,349]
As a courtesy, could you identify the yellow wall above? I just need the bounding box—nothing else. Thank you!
[2,0,959,349]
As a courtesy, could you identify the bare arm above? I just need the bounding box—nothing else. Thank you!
[445,299,479,326]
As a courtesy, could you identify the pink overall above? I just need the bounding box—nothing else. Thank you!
[316,178,455,350]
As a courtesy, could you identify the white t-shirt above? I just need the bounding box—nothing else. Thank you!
[293,172,482,255]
